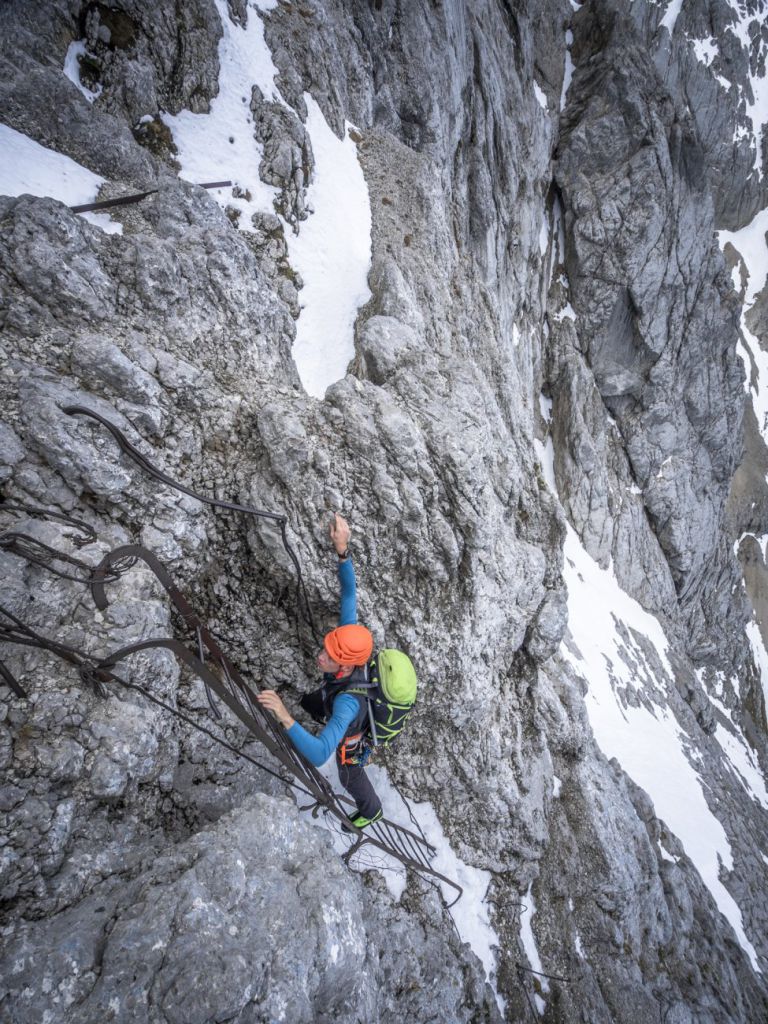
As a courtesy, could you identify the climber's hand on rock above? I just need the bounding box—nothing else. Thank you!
[330,513,351,556]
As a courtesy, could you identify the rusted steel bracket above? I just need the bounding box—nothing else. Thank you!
[0,500,135,584]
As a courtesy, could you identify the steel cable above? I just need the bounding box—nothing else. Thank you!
[62,405,321,645]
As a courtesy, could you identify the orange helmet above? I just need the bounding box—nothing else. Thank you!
[324,624,373,666]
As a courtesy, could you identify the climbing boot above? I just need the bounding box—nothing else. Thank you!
[341,809,382,833]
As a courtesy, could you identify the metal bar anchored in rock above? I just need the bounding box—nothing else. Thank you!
[69,180,232,214]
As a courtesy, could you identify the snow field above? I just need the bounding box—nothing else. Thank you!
[162,0,372,399]
[285,95,372,399]
[0,123,121,235]
[161,0,281,225]
[561,522,761,971]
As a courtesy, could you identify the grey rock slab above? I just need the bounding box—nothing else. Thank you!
[0,795,499,1024]
[17,380,134,499]
[70,334,162,408]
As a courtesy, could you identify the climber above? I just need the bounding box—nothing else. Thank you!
[257,513,383,831]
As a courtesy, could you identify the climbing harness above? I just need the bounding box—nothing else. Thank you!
[338,732,373,767]
[0,502,463,905]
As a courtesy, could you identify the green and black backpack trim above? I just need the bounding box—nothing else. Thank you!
[347,649,417,748]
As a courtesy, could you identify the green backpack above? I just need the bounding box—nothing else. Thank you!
[349,649,417,748]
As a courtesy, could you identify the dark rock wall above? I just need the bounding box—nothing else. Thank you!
[555,0,746,659]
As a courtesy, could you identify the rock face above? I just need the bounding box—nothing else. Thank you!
[1,0,767,1022]
[2,795,497,1024]
[555,0,745,657]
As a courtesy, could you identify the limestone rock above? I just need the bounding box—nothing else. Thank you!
[2,0,768,1021]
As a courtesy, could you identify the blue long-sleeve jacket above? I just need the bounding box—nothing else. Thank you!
[285,558,360,765]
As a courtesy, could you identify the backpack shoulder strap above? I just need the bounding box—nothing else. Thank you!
[342,658,382,744]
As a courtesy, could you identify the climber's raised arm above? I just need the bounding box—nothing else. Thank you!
[330,513,357,626]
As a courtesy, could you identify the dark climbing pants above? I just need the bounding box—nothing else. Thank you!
[336,752,381,821]
[300,689,382,821]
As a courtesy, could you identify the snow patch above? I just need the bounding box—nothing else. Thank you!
[0,123,121,234]
[366,765,504,1012]
[746,620,768,710]
[690,35,732,91]
[560,31,574,111]
[560,522,761,971]
[736,531,768,562]
[691,37,717,68]
[161,0,372,398]
[719,207,768,443]
[714,722,768,808]
[285,95,372,398]
[660,0,684,35]
[534,82,548,110]
[63,41,102,103]
[162,0,281,226]
[552,774,562,798]
[301,761,504,1014]
[539,394,553,424]
[553,302,576,322]
[720,208,768,307]
[658,838,678,863]
[520,885,548,1014]
[539,215,549,258]
[533,433,557,494]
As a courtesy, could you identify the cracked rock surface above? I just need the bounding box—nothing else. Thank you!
[1,0,768,1022]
